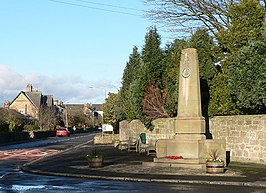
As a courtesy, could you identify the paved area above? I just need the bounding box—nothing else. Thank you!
[22,141,266,188]
[0,148,59,162]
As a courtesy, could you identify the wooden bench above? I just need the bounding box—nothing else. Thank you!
[127,137,138,152]
[137,133,157,155]
[118,140,129,150]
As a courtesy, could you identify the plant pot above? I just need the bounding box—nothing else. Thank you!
[88,157,103,168]
[206,161,225,173]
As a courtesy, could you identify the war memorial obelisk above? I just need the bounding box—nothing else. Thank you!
[176,48,205,134]
[153,48,225,169]
[171,48,205,164]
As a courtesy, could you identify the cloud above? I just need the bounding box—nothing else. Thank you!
[0,65,27,89]
[0,65,28,102]
[0,64,120,106]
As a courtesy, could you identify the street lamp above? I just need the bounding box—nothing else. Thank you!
[88,86,107,103]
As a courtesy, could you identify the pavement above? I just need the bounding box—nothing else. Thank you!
[21,140,266,188]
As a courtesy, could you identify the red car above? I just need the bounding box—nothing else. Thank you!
[56,128,70,137]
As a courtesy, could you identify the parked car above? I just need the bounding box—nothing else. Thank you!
[56,128,70,137]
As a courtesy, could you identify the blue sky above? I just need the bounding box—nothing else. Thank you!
[0,0,172,104]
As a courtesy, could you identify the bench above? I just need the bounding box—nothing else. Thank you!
[127,137,138,152]
[138,133,157,155]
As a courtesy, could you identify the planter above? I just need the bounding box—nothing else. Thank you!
[88,157,103,168]
[206,161,225,173]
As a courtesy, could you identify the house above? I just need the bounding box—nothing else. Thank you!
[8,84,55,119]
[90,103,103,122]
[64,103,103,128]
[6,84,103,128]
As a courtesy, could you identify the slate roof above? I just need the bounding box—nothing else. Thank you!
[10,91,54,109]
[24,91,42,108]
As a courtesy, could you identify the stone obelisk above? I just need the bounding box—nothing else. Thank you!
[166,48,206,163]
[175,48,205,135]
[150,48,226,169]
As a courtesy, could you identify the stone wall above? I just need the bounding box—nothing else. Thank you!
[94,134,119,144]
[119,119,147,141]
[119,120,130,141]
[119,118,176,144]
[0,132,30,144]
[129,119,147,139]
[119,115,265,164]
[0,130,55,145]
[210,115,266,164]
[148,118,176,141]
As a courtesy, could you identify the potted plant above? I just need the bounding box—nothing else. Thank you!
[86,148,103,168]
[206,149,225,173]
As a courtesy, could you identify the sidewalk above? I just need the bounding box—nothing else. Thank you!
[21,141,266,188]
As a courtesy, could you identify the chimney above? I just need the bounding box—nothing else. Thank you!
[26,84,33,92]
[4,100,10,109]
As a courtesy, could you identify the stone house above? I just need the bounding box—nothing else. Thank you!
[64,103,103,128]
[7,84,55,120]
[6,84,103,128]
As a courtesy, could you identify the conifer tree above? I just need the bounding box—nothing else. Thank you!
[228,37,266,113]
[132,26,165,129]
[120,46,142,120]
[162,39,187,117]
[141,26,164,86]
[217,0,265,53]
[209,0,265,116]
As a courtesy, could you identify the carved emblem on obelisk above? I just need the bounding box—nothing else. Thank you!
[181,53,191,78]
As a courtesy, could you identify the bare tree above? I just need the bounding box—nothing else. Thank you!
[142,85,170,120]
[144,0,265,37]
[38,106,57,130]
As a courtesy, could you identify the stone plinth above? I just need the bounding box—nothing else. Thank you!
[156,136,206,164]
[155,138,226,169]
[167,139,205,163]
[156,138,226,159]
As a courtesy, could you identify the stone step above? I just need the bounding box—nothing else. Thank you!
[142,161,206,170]
[154,157,204,164]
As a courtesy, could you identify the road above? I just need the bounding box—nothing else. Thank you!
[0,132,265,193]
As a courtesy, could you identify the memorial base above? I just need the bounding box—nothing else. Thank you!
[153,137,226,170]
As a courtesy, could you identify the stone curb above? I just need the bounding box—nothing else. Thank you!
[21,138,266,188]
[22,167,266,188]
